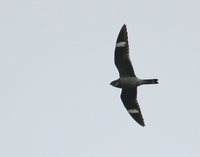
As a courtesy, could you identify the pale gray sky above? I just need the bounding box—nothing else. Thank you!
[0,0,200,156]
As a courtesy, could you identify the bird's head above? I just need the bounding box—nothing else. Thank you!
[110,79,120,88]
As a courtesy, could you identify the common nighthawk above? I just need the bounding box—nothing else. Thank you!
[110,24,158,127]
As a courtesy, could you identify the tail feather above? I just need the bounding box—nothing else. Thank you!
[142,79,158,84]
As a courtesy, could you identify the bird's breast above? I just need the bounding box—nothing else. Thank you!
[119,77,142,89]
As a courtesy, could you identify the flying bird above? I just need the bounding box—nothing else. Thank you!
[110,24,158,127]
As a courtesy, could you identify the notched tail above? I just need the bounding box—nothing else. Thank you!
[142,79,158,84]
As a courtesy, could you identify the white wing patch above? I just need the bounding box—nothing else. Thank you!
[116,41,126,47]
[128,109,139,114]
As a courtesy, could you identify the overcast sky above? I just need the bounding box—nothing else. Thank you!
[0,0,200,157]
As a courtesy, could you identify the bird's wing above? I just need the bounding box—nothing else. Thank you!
[121,88,145,126]
[114,24,136,77]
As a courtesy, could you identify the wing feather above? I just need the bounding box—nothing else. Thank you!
[121,88,145,126]
[114,25,136,77]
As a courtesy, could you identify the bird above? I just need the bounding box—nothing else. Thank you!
[110,24,158,127]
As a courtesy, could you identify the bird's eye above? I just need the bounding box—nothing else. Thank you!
[115,81,119,86]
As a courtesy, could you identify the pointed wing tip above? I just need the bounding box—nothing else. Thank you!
[122,24,127,28]
[129,113,145,127]
[116,24,128,44]
[140,123,145,127]
[131,116,145,127]
[120,24,127,32]
[136,119,145,127]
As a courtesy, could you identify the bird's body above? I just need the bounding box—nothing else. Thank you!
[111,77,142,89]
[110,24,158,127]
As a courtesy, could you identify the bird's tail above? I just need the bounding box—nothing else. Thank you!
[142,79,158,85]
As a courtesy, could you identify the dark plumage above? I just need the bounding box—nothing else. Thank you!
[110,24,158,127]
